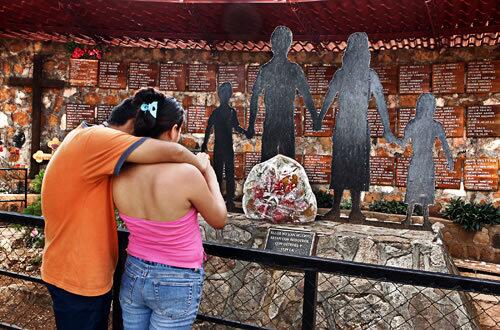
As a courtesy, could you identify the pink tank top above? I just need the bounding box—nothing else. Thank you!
[120,208,204,269]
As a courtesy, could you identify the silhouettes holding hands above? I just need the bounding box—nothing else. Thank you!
[211,27,452,230]
[396,93,454,229]
[314,32,396,222]
[246,26,316,162]
[202,82,246,211]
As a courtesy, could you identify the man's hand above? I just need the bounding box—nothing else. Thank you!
[245,127,255,139]
[196,152,211,174]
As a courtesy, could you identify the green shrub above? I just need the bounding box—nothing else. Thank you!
[22,170,45,248]
[368,200,422,215]
[340,198,352,210]
[30,169,45,194]
[313,190,351,209]
[442,198,499,231]
[314,190,333,208]
[23,197,42,216]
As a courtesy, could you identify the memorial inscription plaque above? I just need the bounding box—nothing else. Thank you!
[294,107,303,137]
[395,156,411,187]
[96,105,114,125]
[432,63,465,94]
[246,65,260,94]
[245,103,265,135]
[466,60,500,93]
[244,152,261,176]
[368,108,397,137]
[399,65,431,94]
[372,65,398,94]
[234,153,245,179]
[218,65,245,93]
[397,108,416,137]
[159,63,186,91]
[370,156,395,186]
[435,157,462,189]
[302,155,332,184]
[98,61,126,89]
[434,107,465,138]
[466,105,499,137]
[66,103,95,130]
[128,62,158,89]
[464,158,499,191]
[69,59,98,87]
[187,105,212,134]
[188,64,216,92]
[305,65,336,95]
[265,228,316,256]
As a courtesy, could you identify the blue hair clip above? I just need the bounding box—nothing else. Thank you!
[140,101,158,119]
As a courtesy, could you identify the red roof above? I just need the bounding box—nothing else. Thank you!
[0,0,498,51]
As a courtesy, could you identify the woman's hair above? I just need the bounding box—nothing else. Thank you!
[132,88,185,138]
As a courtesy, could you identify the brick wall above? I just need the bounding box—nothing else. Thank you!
[0,38,498,210]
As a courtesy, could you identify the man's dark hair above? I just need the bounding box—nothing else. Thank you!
[107,97,137,125]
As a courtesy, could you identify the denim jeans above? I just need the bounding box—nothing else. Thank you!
[119,255,204,330]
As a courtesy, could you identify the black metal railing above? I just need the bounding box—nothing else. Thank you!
[0,168,28,210]
[0,211,498,329]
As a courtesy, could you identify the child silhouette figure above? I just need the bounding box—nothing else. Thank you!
[202,82,246,210]
[246,25,316,161]
[398,93,454,229]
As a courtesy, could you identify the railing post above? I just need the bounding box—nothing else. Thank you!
[112,231,128,330]
[302,270,318,330]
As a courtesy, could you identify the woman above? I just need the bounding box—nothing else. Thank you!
[113,88,227,329]
[316,32,396,222]
[398,93,453,228]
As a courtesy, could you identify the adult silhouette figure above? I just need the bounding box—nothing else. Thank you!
[397,93,453,229]
[315,32,396,222]
[246,26,316,162]
[202,82,246,210]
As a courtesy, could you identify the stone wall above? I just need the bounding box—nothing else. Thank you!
[0,38,498,209]
[198,214,479,329]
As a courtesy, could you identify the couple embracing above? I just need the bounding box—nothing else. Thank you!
[41,88,227,329]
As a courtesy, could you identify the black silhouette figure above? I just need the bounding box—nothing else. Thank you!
[397,93,454,229]
[315,32,397,222]
[202,82,246,211]
[246,26,316,162]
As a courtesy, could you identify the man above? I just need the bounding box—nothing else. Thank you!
[246,26,316,162]
[201,82,246,210]
[41,94,209,329]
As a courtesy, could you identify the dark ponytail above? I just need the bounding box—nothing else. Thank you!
[132,88,184,138]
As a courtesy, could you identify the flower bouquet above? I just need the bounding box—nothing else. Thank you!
[243,155,317,223]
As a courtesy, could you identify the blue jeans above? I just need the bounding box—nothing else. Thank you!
[119,255,204,329]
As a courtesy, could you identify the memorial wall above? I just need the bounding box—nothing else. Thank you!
[0,38,498,209]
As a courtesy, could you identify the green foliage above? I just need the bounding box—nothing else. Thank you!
[340,198,352,210]
[21,170,45,248]
[368,200,422,216]
[313,190,351,209]
[442,198,499,231]
[30,169,45,194]
[314,190,333,208]
[115,209,126,229]
[23,196,42,216]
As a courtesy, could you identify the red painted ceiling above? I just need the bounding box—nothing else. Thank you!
[0,0,498,51]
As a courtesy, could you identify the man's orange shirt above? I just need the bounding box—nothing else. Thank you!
[41,125,146,296]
